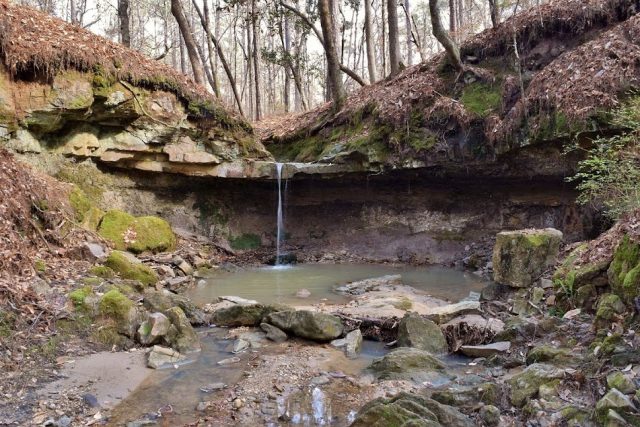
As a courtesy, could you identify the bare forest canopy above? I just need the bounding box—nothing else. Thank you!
[261,0,640,167]
[13,0,556,121]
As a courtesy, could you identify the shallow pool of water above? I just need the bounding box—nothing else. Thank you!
[188,263,488,306]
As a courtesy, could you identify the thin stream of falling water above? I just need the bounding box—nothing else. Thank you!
[276,162,284,266]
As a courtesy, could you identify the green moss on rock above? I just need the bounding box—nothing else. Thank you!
[89,265,116,278]
[460,82,502,117]
[608,236,640,304]
[104,251,158,286]
[99,289,133,319]
[98,210,176,254]
[229,233,261,250]
[69,186,92,222]
[69,286,92,308]
[596,294,626,324]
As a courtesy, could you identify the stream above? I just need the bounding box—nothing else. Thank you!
[105,264,488,426]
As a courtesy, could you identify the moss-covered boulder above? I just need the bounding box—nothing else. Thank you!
[607,371,636,394]
[98,289,139,337]
[397,312,448,355]
[595,389,637,424]
[104,250,158,286]
[595,294,626,325]
[608,236,640,305]
[143,288,207,326]
[98,210,176,254]
[370,348,447,382]
[525,345,576,366]
[69,286,93,311]
[507,363,565,407]
[493,228,563,288]
[351,392,474,427]
[164,306,200,353]
[264,310,343,341]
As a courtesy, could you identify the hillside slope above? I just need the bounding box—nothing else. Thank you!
[261,0,640,178]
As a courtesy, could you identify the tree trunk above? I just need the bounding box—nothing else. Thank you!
[404,0,412,66]
[364,0,376,83]
[318,0,344,111]
[171,0,205,85]
[251,0,262,121]
[283,13,291,112]
[449,0,456,39]
[118,0,131,47]
[430,0,463,71]
[192,0,245,115]
[488,0,499,28]
[203,0,221,97]
[387,0,401,75]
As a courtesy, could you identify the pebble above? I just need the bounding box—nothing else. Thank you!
[233,398,245,409]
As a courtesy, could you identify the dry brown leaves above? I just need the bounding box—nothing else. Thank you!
[262,0,639,149]
[492,13,640,144]
[0,0,243,125]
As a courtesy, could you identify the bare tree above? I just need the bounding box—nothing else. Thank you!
[404,0,412,66]
[192,0,245,115]
[387,0,401,75]
[118,0,131,47]
[251,0,262,120]
[171,0,206,85]
[318,0,344,111]
[364,0,376,83]
[430,0,463,71]
[488,0,499,28]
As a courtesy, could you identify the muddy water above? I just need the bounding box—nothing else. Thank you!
[107,331,390,426]
[188,263,488,306]
[107,329,243,426]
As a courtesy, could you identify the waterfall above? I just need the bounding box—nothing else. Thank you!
[275,162,284,266]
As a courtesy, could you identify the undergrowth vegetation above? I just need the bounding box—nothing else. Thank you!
[569,93,640,219]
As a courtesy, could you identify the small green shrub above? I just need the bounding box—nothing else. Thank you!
[569,93,640,219]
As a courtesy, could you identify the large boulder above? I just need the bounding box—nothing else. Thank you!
[98,210,176,254]
[164,307,200,353]
[137,312,171,346]
[211,303,291,327]
[397,312,448,354]
[143,288,207,325]
[264,310,343,341]
[105,251,158,286]
[608,236,640,304]
[493,228,563,288]
[507,363,565,407]
[351,392,474,427]
[370,348,447,382]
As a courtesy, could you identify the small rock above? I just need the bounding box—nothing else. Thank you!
[82,394,99,408]
[260,323,288,343]
[563,308,581,319]
[331,329,363,358]
[56,416,72,427]
[147,345,186,369]
[201,383,226,393]
[596,389,637,418]
[607,371,636,394]
[137,312,171,346]
[196,401,210,411]
[233,398,244,409]
[310,375,331,386]
[460,341,510,358]
[479,405,500,426]
[232,339,250,354]
[295,288,311,298]
[173,256,194,275]
[218,357,241,365]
